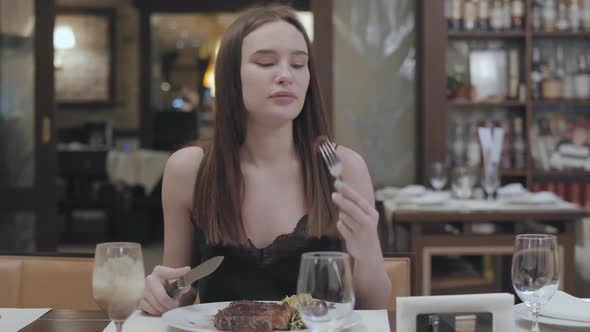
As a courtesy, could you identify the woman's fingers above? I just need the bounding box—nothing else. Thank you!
[334,180,373,215]
[337,220,354,241]
[146,275,177,310]
[143,288,168,314]
[332,192,367,223]
[153,265,190,280]
[139,298,159,316]
[339,212,360,231]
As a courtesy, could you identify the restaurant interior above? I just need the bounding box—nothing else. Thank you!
[2,0,590,331]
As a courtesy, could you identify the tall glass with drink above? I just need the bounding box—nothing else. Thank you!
[93,242,145,332]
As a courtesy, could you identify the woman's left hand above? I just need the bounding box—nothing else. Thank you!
[331,179,382,261]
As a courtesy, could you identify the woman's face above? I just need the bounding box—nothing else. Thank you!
[240,20,310,126]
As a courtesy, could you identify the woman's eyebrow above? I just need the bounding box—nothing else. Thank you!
[250,49,308,57]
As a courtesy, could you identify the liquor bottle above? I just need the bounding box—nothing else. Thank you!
[532,0,544,31]
[491,0,505,30]
[477,0,491,30]
[466,120,482,167]
[575,54,590,99]
[464,0,478,30]
[543,0,557,32]
[531,47,544,99]
[513,117,526,169]
[511,0,525,29]
[508,49,520,99]
[542,57,562,99]
[555,46,566,80]
[452,121,466,167]
[583,0,590,31]
[571,0,582,32]
[562,56,576,99]
[503,0,512,29]
[500,118,513,169]
[556,0,570,31]
[450,0,463,31]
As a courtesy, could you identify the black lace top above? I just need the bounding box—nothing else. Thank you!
[194,216,342,303]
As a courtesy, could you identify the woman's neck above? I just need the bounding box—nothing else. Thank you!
[241,122,298,168]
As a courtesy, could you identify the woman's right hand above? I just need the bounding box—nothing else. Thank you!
[139,265,191,315]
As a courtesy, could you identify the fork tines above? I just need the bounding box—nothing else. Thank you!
[317,137,342,177]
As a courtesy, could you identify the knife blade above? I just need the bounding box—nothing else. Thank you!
[165,256,224,298]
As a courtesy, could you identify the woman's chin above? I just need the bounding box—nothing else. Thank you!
[249,108,302,127]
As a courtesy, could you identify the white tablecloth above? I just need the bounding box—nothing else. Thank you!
[514,319,590,332]
[103,309,390,332]
[106,149,171,193]
[0,308,51,332]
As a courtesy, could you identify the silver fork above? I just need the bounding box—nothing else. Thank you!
[318,138,343,178]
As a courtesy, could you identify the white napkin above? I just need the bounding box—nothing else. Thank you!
[103,309,390,332]
[540,291,590,323]
[396,293,515,332]
[479,127,504,165]
[505,191,560,205]
[0,308,51,332]
[103,311,168,332]
[497,183,528,198]
[398,185,427,197]
[375,186,400,201]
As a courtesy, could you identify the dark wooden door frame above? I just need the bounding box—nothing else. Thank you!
[418,0,447,185]
[0,0,58,251]
[133,0,337,148]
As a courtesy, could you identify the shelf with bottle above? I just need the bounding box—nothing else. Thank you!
[448,31,526,38]
[530,109,590,175]
[533,31,590,38]
[447,112,527,173]
[446,0,526,34]
[449,99,527,108]
[531,0,590,35]
[533,99,590,106]
[529,42,590,102]
[448,43,526,105]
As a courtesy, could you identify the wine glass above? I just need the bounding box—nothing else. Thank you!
[482,163,500,200]
[512,234,560,332]
[296,252,355,332]
[93,242,145,332]
[430,162,447,191]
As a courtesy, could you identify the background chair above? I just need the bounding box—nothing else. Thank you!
[0,253,97,310]
[384,253,414,310]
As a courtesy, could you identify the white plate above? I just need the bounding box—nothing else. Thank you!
[162,301,362,332]
[513,303,590,328]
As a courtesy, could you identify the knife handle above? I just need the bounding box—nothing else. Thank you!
[165,280,181,298]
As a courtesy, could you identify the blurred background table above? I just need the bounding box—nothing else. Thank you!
[383,199,589,296]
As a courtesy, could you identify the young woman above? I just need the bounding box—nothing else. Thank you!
[140,4,391,315]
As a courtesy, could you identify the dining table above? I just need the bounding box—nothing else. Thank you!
[19,309,399,332]
[15,308,590,332]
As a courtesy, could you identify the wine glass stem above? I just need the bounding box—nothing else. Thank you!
[531,309,540,332]
[115,321,124,332]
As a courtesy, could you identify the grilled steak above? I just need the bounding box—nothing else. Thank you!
[213,301,293,332]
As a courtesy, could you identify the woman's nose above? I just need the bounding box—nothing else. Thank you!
[274,64,294,85]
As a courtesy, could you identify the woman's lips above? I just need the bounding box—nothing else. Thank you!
[270,92,296,105]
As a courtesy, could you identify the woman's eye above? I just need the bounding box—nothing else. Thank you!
[291,64,305,69]
[256,62,274,67]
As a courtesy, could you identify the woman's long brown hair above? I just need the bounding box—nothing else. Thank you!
[192,5,336,246]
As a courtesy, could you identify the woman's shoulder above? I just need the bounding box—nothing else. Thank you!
[164,146,205,181]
